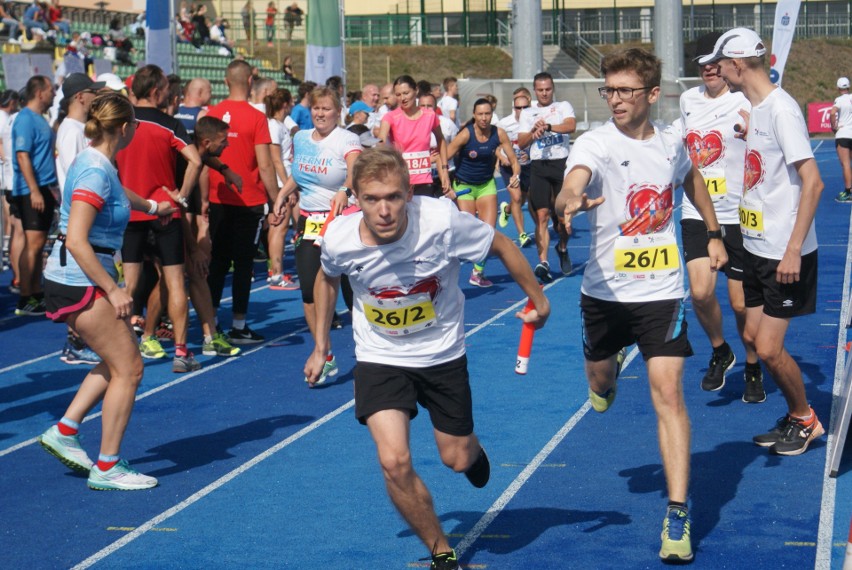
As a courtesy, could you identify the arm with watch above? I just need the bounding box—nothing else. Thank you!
[682,164,728,271]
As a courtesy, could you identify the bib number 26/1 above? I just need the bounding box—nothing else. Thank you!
[614,234,680,281]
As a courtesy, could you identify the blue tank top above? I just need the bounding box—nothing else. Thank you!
[454,123,500,185]
[175,105,203,137]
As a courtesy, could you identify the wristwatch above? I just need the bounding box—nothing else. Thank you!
[545,124,552,132]
[707,228,725,240]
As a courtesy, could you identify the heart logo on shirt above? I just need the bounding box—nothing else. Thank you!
[620,185,674,236]
[372,276,441,301]
[685,130,724,169]
[743,149,765,193]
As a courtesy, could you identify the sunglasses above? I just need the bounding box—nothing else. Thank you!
[514,105,531,110]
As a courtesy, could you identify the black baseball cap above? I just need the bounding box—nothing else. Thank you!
[62,73,106,100]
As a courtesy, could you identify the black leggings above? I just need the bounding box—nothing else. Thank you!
[207,203,265,315]
[294,237,353,309]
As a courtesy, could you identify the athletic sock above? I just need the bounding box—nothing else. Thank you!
[97,454,119,471]
[745,361,761,374]
[175,344,188,358]
[203,334,214,345]
[57,417,80,436]
[326,354,334,362]
[791,409,814,424]
[667,501,687,514]
[713,341,731,356]
[232,318,246,330]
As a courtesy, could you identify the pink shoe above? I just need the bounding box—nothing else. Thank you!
[469,270,493,288]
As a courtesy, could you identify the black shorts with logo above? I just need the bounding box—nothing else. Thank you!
[581,294,693,362]
[353,354,473,437]
[743,249,817,319]
[681,219,745,281]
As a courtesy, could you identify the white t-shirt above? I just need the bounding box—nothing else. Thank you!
[565,120,692,303]
[268,117,293,181]
[834,93,852,139]
[518,100,575,161]
[497,112,530,166]
[0,110,15,191]
[677,86,750,224]
[437,95,459,127]
[321,196,494,367]
[55,118,88,191]
[291,127,362,212]
[741,87,817,260]
[430,115,459,172]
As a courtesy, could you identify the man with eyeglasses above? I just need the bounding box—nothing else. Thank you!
[700,28,825,457]
[497,86,534,248]
[517,71,576,283]
[556,48,726,564]
[671,31,762,403]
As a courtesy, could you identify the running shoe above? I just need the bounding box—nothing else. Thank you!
[139,336,168,359]
[518,232,533,248]
[173,352,201,373]
[38,425,94,472]
[659,506,693,563]
[742,365,766,403]
[87,459,158,491]
[615,347,627,379]
[202,332,241,357]
[269,273,300,291]
[534,260,553,284]
[701,347,735,391]
[131,316,145,337]
[156,318,175,341]
[836,189,852,203]
[498,201,510,228]
[770,410,824,456]
[306,355,339,385]
[14,296,46,316]
[464,446,490,488]
[421,548,460,570]
[753,415,795,447]
[331,312,343,330]
[588,386,616,413]
[555,245,572,275]
[228,325,265,345]
[60,342,102,365]
[469,270,493,288]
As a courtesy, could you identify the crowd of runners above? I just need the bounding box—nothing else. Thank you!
[0,25,829,569]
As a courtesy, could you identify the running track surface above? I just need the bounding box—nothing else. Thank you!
[1,141,851,569]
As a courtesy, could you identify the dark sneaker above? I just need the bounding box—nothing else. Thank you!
[659,506,693,563]
[771,410,825,456]
[173,352,202,373]
[228,325,265,345]
[421,548,460,570]
[534,261,553,284]
[464,446,490,488]
[701,348,735,391]
[742,365,766,403]
[753,415,795,447]
[14,296,46,316]
[331,312,343,330]
[555,245,571,275]
[836,189,852,203]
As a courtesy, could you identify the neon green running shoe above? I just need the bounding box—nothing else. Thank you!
[421,547,459,570]
[139,335,167,359]
[498,201,510,228]
[659,506,693,563]
[202,332,241,357]
[588,385,616,413]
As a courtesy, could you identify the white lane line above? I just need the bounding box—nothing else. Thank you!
[815,204,852,569]
[66,280,576,567]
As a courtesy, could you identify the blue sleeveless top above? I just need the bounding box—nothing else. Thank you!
[454,123,500,185]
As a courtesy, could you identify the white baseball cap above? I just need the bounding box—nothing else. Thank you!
[838,77,850,89]
[697,28,766,65]
[97,73,126,92]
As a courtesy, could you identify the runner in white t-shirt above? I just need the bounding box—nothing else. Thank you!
[556,48,726,565]
[831,76,852,201]
[437,76,459,127]
[677,31,762,402]
[496,86,534,247]
[306,146,549,569]
[517,72,576,282]
[704,27,825,457]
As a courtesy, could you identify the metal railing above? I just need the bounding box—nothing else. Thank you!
[558,23,604,78]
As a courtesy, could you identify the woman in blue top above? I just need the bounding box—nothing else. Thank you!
[37,92,177,491]
[448,98,520,287]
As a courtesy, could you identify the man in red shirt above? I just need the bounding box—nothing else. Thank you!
[205,59,280,343]
[117,64,203,372]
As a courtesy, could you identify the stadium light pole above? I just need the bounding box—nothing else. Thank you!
[511,0,542,78]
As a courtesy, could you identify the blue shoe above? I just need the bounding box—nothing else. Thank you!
[60,342,102,365]
[38,425,94,472]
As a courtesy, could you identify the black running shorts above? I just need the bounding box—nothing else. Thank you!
[528,158,566,212]
[581,294,693,362]
[8,187,57,232]
[680,219,745,281]
[742,249,817,319]
[353,354,473,437]
[121,218,186,266]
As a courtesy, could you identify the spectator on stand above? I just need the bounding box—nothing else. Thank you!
[46,0,70,40]
[283,2,303,43]
[1,1,22,43]
[23,0,48,41]
[241,0,254,44]
[282,55,299,84]
[190,3,209,47]
[210,17,234,56]
[265,1,277,47]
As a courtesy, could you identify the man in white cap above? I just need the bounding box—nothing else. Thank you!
[674,31,762,403]
[699,28,825,455]
[831,76,852,202]
[97,73,127,94]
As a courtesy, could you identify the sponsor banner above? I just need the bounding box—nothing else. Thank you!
[807,102,833,134]
[770,0,802,85]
